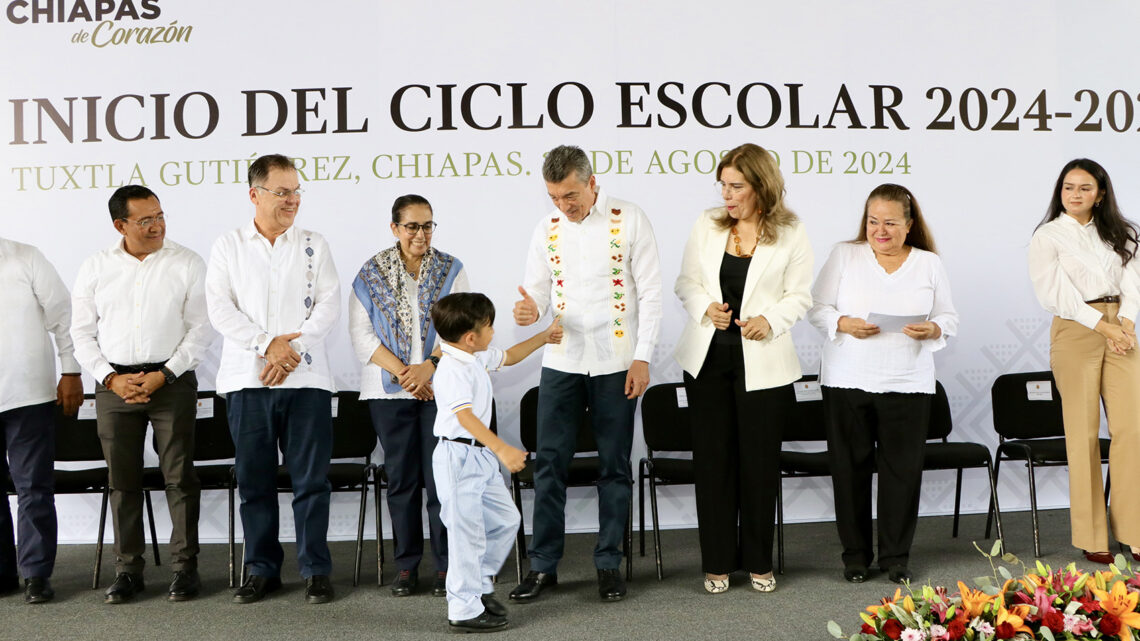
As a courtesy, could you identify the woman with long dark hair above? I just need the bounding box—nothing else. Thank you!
[808,183,958,584]
[1029,158,1140,564]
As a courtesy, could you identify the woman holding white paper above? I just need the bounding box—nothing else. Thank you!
[807,183,957,585]
[1028,158,1140,565]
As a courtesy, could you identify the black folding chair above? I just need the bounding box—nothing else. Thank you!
[776,376,830,574]
[637,382,694,580]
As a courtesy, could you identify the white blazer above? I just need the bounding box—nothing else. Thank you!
[673,209,814,391]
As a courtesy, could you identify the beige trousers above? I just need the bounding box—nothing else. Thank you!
[1050,303,1140,551]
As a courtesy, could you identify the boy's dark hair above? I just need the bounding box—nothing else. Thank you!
[432,293,496,342]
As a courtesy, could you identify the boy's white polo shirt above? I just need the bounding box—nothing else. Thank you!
[432,343,505,440]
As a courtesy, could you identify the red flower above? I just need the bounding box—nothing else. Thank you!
[946,619,966,640]
[994,622,1016,639]
[1078,595,1101,613]
[1100,613,1122,636]
[881,619,903,640]
[860,623,876,635]
[1042,611,1065,634]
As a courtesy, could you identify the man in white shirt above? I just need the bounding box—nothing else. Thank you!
[510,145,662,602]
[71,185,213,604]
[205,154,341,605]
[0,238,83,604]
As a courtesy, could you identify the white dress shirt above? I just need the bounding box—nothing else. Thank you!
[432,344,505,440]
[206,222,340,394]
[808,242,958,394]
[71,238,213,385]
[521,189,663,375]
[0,238,80,413]
[1028,214,1140,329]
[348,267,469,400]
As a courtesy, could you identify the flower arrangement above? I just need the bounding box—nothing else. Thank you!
[828,541,1140,641]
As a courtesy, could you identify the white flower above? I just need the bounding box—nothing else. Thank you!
[901,628,926,641]
[970,618,994,636]
[928,624,949,641]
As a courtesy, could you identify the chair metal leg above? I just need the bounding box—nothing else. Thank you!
[952,468,964,538]
[144,490,161,567]
[625,493,632,582]
[649,474,663,581]
[1026,460,1042,557]
[228,475,236,588]
[354,479,367,587]
[985,455,1002,539]
[93,486,109,589]
[374,474,384,586]
[776,477,785,575]
[512,476,526,583]
[984,458,1003,542]
[638,460,646,557]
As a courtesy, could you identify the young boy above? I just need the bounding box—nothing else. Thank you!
[429,292,561,633]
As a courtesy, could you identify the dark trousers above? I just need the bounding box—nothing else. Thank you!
[228,387,332,579]
[0,402,57,579]
[368,398,446,573]
[822,386,931,570]
[96,373,200,574]
[530,368,635,573]
[684,342,790,575]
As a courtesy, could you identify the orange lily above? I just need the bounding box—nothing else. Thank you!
[995,603,1033,636]
[957,581,998,619]
[866,588,902,616]
[1091,580,1140,641]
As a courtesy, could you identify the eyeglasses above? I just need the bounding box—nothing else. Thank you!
[255,185,304,198]
[715,181,748,195]
[124,214,165,228]
[397,222,437,235]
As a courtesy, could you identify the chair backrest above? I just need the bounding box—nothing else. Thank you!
[519,386,596,453]
[640,382,692,453]
[54,394,104,463]
[926,380,952,441]
[331,391,378,459]
[193,392,236,461]
[990,371,1065,440]
[784,375,827,442]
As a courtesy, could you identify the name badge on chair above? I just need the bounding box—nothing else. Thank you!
[196,397,214,419]
[77,399,97,419]
[330,397,339,417]
[794,380,823,402]
[675,387,688,408]
[1026,381,1053,401]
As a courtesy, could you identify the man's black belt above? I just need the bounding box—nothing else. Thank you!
[109,361,167,374]
[1086,296,1121,305]
[441,436,485,448]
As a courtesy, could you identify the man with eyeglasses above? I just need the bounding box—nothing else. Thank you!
[510,145,662,603]
[71,184,214,604]
[205,154,340,604]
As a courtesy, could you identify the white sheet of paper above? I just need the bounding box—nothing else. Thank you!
[1026,381,1053,401]
[794,380,822,402]
[77,399,97,420]
[675,387,688,408]
[196,397,214,419]
[866,313,928,333]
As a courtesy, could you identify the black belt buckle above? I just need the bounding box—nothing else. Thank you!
[443,436,484,448]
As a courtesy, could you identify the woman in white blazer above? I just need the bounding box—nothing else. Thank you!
[674,143,813,594]
[807,183,957,585]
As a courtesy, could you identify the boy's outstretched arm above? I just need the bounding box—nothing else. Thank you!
[455,408,527,473]
[504,317,562,367]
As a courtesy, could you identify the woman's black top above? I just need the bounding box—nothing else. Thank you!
[715,251,751,345]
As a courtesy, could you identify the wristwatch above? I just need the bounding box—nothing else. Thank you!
[429,355,440,368]
[160,367,177,385]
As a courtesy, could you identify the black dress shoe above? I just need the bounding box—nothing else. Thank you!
[432,571,447,597]
[481,593,506,617]
[391,569,418,597]
[508,571,557,602]
[597,568,626,602]
[843,567,868,583]
[104,572,145,604]
[448,608,508,633]
[887,566,912,584]
[24,577,54,604]
[0,574,19,596]
[168,569,201,601]
[305,575,334,604]
[232,574,282,604]
[1085,550,1115,565]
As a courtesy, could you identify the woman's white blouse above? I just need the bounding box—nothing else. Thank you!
[807,242,958,394]
[1028,214,1140,329]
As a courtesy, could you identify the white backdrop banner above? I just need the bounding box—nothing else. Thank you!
[3,0,1135,544]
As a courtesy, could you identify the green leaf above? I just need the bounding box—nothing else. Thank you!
[982,584,1000,596]
[998,565,1013,580]
[990,540,1002,556]
[1115,554,1127,569]
[1064,600,1082,616]
[974,576,993,587]
[827,621,844,638]
[1002,553,1018,564]
[1036,560,1049,575]
[1040,627,1056,641]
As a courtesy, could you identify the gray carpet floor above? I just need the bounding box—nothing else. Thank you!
[0,509,1093,640]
